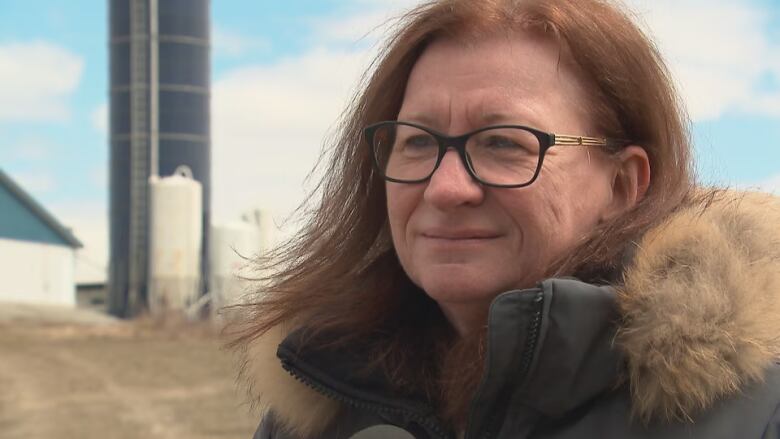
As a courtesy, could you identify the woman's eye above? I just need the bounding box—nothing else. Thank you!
[404,135,436,148]
[485,136,521,149]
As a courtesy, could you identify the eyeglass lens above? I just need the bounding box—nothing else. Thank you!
[372,123,541,186]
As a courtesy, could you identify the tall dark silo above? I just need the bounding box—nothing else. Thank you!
[109,0,211,317]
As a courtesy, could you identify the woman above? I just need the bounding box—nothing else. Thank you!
[228,0,780,437]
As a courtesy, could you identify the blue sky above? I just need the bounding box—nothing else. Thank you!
[1,0,779,281]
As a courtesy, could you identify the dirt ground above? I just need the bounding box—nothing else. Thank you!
[0,307,258,439]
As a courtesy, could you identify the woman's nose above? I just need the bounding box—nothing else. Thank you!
[423,149,484,209]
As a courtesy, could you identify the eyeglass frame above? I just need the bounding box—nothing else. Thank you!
[364,120,633,188]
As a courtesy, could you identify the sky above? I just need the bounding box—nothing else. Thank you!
[1,0,779,282]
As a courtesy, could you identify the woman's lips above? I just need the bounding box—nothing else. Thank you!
[421,229,501,241]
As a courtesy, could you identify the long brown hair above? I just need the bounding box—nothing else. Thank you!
[227,0,694,427]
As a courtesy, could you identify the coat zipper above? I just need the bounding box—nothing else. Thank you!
[280,289,545,439]
[280,359,453,439]
[466,290,545,439]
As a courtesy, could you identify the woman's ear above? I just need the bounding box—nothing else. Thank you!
[602,145,651,221]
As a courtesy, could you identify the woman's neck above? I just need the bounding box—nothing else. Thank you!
[438,300,490,336]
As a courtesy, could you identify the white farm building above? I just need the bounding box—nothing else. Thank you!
[0,169,82,306]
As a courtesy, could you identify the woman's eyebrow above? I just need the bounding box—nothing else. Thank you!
[396,113,441,127]
[477,111,543,129]
[397,108,545,131]
[470,97,545,128]
[479,112,516,124]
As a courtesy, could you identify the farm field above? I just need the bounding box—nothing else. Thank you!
[0,304,257,439]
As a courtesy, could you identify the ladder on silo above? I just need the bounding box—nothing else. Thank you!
[128,0,150,316]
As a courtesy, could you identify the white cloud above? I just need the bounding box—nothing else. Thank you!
[346,0,418,4]
[627,0,780,121]
[312,11,400,45]
[311,0,420,45]
[754,174,780,194]
[750,93,780,118]
[11,170,55,194]
[0,136,54,162]
[90,166,107,189]
[0,41,83,122]
[213,27,271,57]
[212,47,374,232]
[91,103,108,134]
[770,48,780,78]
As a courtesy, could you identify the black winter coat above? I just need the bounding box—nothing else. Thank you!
[240,191,780,438]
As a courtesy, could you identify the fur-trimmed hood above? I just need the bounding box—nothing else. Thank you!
[237,190,780,437]
[618,190,780,422]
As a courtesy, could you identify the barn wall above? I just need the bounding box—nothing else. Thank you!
[0,238,76,306]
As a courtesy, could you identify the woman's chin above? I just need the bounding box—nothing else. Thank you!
[417,274,503,306]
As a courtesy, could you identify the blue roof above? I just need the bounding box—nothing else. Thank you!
[0,168,82,248]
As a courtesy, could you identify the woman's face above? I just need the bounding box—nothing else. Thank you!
[386,33,627,330]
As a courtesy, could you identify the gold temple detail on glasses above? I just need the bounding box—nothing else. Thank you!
[552,134,609,147]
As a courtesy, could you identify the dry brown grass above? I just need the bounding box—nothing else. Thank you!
[0,315,257,439]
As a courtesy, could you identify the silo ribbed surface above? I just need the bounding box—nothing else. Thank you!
[108,0,210,317]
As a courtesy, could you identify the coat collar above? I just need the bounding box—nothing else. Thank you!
[617,190,780,423]
[239,190,780,435]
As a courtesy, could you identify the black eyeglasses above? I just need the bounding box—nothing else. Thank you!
[364,121,632,188]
